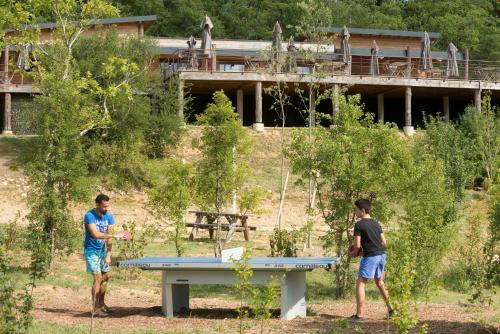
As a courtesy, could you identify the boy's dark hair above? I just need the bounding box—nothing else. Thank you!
[355,199,371,214]
[95,194,110,204]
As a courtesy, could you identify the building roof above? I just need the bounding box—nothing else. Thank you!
[324,27,440,39]
[4,15,157,33]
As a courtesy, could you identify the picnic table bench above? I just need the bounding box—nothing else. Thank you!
[188,210,256,242]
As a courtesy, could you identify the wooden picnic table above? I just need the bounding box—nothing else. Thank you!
[187,210,256,242]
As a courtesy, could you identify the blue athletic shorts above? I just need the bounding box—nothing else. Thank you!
[358,254,386,279]
[84,248,109,274]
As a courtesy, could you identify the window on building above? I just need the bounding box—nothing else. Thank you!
[219,63,245,72]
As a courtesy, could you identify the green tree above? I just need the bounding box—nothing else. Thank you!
[423,115,478,203]
[286,92,408,298]
[471,179,500,304]
[459,93,500,184]
[24,0,120,273]
[147,159,192,257]
[194,90,252,257]
[0,243,33,334]
[71,29,183,187]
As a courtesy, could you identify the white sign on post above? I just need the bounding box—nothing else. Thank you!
[221,247,244,262]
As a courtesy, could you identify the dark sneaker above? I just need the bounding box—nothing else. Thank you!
[101,304,113,313]
[93,309,109,317]
[388,309,395,319]
[347,314,363,323]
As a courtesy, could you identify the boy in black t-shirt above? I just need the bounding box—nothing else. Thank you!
[347,199,394,322]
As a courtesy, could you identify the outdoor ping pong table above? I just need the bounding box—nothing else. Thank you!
[118,257,338,320]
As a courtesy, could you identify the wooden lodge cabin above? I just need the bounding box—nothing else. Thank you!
[1,15,499,135]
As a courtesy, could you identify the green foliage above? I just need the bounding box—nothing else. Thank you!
[0,244,33,334]
[237,186,268,216]
[0,213,24,251]
[114,221,155,280]
[399,141,454,296]
[459,93,500,184]
[233,249,280,334]
[269,227,306,257]
[424,115,478,203]
[115,0,302,40]
[117,0,498,59]
[387,229,419,334]
[443,204,485,293]
[470,180,500,304]
[194,90,252,257]
[26,47,93,274]
[71,30,183,187]
[386,139,454,333]
[147,159,192,257]
[286,91,408,298]
[143,74,185,159]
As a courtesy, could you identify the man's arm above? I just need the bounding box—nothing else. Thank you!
[85,223,114,240]
[105,225,113,265]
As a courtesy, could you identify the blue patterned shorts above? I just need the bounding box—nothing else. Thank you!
[84,248,109,274]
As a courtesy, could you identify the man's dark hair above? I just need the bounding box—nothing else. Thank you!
[95,194,110,204]
[355,199,371,213]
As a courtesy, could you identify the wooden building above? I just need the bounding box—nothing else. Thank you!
[1,15,499,135]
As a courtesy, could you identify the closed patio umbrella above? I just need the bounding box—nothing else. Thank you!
[285,36,297,72]
[370,40,380,76]
[272,21,282,71]
[446,42,459,77]
[420,32,433,70]
[341,26,351,74]
[187,35,198,69]
[200,15,213,57]
[16,43,31,71]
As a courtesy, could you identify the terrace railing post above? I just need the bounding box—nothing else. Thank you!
[211,44,217,72]
[465,48,469,80]
[406,46,412,77]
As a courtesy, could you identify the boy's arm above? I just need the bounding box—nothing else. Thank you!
[380,233,387,247]
[349,236,362,256]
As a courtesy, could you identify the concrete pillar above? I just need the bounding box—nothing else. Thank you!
[474,89,482,112]
[253,81,263,131]
[331,84,338,123]
[138,22,144,37]
[178,80,184,119]
[309,86,315,127]
[236,89,244,123]
[403,86,414,136]
[3,93,12,134]
[377,93,384,123]
[443,96,450,122]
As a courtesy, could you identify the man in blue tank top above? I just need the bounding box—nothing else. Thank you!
[83,194,116,317]
[348,198,394,322]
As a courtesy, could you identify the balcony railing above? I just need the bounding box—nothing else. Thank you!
[162,49,500,83]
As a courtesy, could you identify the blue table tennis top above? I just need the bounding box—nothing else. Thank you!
[118,257,338,270]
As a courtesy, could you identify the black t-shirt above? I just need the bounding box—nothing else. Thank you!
[353,218,385,257]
